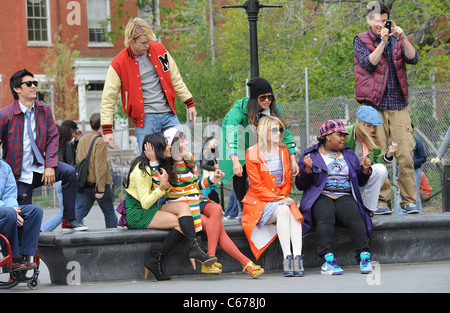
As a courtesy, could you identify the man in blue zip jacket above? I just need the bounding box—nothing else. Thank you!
[0,158,42,271]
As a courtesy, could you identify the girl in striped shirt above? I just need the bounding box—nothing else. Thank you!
[152,128,264,278]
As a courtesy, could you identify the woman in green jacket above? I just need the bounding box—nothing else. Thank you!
[344,106,397,215]
[220,77,298,206]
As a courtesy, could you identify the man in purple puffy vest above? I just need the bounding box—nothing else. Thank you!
[353,1,419,214]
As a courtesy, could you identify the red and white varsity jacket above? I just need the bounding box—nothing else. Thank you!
[100,42,195,133]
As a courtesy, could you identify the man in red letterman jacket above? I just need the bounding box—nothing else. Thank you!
[100,17,197,152]
[354,2,419,214]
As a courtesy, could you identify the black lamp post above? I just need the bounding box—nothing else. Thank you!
[222,0,282,78]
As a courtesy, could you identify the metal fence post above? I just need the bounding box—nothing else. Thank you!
[392,157,398,211]
[305,67,309,146]
[444,165,450,212]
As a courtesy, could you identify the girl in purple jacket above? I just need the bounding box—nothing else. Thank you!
[295,120,373,275]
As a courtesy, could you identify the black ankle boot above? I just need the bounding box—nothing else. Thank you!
[188,237,217,270]
[144,246,171,281]
[178,216,218,270]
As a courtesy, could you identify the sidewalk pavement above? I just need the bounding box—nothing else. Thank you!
[9,206,449,294]
[10,260,450,294]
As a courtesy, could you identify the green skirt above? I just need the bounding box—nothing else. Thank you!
[124,192,162,229]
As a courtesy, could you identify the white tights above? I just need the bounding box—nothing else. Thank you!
[266,204,303,258]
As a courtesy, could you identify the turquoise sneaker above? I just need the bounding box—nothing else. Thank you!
[321,253,344,275]
[360,252,372,274]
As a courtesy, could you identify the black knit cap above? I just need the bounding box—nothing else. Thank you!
[247,77,273,99]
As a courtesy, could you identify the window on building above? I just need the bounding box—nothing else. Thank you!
[87,0,110,44]
[26,0,50,43]
[36,90,50,105]
[87,82,105,91]
[36,81,52,109]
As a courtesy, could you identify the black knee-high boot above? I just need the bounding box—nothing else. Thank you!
[161,229,185,260]
[178,216,217,269]
[144,244,171,281]
[144,229,185,281]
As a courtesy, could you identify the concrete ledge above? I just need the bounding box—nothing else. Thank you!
[38,213,450,284]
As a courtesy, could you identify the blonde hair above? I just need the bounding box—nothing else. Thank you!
[354,119,380,150]
[124,17,156,47]
[257,116,286,153]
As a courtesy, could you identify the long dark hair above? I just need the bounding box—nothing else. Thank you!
[200,136,217,168]
[246,96,283,127]
[58,120,78,153]
[124,132,170,188]
[57,124,73,153]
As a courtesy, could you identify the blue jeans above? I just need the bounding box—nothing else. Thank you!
[0,204,43,258]
[75,185,118,228]
[40,181,64,232]
[134,112,182,152]
[224,188,239,218]
[395,168,422,214]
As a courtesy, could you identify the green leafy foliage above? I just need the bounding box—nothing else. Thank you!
[112,0,449,122]
[40,25,80,121]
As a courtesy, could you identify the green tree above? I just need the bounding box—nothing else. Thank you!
[159,0,236,122]
[215,0,448,102]
[40,25,80,121]
[101,0,449,121]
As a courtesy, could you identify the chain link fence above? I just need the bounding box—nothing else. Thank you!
[279,82,450,213]
[33,83,449,214]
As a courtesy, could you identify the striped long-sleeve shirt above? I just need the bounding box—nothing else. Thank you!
[150,155,215,232]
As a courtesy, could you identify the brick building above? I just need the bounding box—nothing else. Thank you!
[0,0,143,123]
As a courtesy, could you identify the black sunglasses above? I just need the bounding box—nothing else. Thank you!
[21,80,38,88]
[258,94,274,101]
[271,127,284,134]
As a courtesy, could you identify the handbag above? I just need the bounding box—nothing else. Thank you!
[116,200,128,227]
[74,136,101,193]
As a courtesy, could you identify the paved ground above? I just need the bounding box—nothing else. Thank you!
[3,206,449,296]
[25,260,450,294]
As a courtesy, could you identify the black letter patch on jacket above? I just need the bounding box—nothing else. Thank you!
[158,53,169,72]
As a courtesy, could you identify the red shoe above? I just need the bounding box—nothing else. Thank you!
[61,218,88,232]
[11,258,37,272]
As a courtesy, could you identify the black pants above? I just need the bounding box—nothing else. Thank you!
[312,194,370,261]
[17,161,77,221]
[232,165,248,205]
[208,189,220,204]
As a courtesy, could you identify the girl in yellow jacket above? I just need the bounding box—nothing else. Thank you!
[123,133,216,281]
